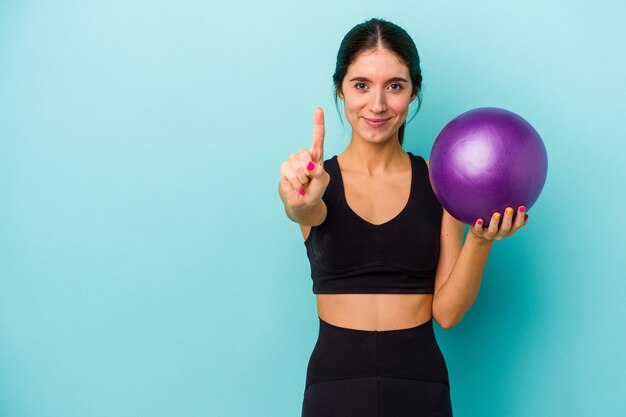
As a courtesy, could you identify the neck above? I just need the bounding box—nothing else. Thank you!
[341,134,407,176]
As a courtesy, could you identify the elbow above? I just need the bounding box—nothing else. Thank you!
[432,305,463,330]
[434,316,457,330]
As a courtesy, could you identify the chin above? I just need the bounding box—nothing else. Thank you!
[362,129,397,144]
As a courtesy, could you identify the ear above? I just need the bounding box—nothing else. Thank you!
[410,88,418,103]
[336,86,344,101]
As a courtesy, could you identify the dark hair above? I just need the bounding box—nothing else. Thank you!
[333,18,423,146]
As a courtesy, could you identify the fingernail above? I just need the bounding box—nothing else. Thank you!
[477,219,483,226]
[494,212,501,220]
[307,162,315,171]
[505,207,514,215]
[300,188,305,195]
[519,206,526,213]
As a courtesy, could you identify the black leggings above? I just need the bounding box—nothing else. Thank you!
[302,317,453,417]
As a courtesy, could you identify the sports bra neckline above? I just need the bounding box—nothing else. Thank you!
[331,152,417,227]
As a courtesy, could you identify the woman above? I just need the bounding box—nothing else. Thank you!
[278,18,528,417]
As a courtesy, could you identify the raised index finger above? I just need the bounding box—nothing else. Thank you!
[310,107,325,163]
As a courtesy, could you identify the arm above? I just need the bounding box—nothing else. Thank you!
[432,207,528,329]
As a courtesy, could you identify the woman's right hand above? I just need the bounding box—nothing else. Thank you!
[279,108,330,210]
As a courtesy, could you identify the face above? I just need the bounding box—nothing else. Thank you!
[339,48,416,144]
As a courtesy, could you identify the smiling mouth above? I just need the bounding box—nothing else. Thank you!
[363,117,392,126]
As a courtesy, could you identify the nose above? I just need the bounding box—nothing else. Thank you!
[369,89,387,114]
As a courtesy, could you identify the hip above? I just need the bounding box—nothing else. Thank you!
[305,315,449,392]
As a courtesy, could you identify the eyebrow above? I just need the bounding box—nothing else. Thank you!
[348,76,409,83]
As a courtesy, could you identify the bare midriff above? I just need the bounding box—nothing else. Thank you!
[316,293,433,331]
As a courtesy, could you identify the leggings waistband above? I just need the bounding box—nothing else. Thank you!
[305,316,449,390]
[318,316,433,337]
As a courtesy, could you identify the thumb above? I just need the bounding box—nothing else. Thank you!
[310,107,325,163]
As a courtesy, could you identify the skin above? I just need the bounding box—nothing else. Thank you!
[278,47,528,331]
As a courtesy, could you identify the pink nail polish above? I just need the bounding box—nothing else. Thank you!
[307,162,315,171]
[300,188,305,195]
[519,206,526,213]
[477,219,483,226]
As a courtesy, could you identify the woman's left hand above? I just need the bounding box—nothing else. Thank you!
[469,206,529,241]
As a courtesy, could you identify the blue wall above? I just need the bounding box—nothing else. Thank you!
[1,1,625,416]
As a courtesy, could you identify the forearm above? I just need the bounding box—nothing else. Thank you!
[279,181,327,226]
[432,232,494,329]
[284,199,327,226]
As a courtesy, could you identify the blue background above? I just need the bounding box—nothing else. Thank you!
[1,1,625,416]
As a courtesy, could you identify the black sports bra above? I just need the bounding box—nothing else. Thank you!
[304,152,443,294]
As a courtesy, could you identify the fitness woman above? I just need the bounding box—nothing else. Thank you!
[278,18,528,417]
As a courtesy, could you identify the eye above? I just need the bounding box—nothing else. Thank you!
[388,83,403,91]
[354,82,367,90]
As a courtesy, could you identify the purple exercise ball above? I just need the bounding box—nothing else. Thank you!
[429,107,548,226]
